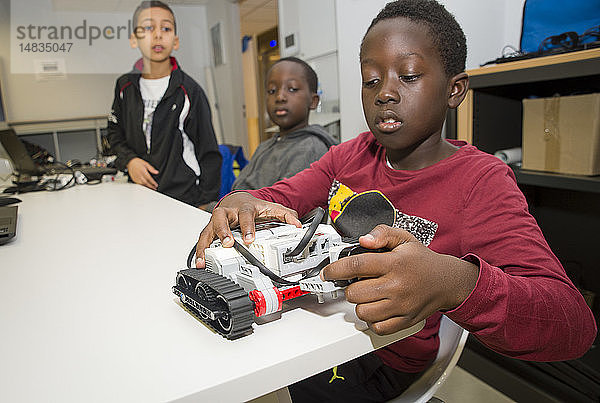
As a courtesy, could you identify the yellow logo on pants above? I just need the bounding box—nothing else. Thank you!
[329,366,345,383]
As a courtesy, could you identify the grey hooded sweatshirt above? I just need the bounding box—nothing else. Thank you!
[232,124,338,191]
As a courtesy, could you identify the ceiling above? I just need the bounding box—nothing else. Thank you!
[239,0,278,37]
[51,0,278,37]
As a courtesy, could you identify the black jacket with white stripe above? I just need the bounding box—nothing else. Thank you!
[107,57,221,206]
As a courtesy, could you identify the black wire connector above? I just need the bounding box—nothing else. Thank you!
[283,207,325,258]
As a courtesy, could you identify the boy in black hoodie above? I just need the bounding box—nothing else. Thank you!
[107,1,221,206]
[231,57,338,191]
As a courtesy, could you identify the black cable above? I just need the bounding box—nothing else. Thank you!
[44,162,75,191]
[538,31,580,53]
[232,240,297,286]
[301,257,330,280]
[187,207,328,284]
[187,242,196,269]
[283,207,325,258]
[188,239,323,287]
[188,240,299,286]
[581,25,600,40]
[8,170,43,194]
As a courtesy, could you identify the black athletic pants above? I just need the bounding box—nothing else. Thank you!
[288,352,424,403]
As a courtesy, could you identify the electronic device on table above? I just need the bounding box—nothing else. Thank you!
[0,128,116,184]
[173,208,377,340]
[0,205,17,245]
[0,196,21,206]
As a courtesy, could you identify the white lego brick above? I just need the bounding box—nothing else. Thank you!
[262,287,280,315]
[299,276,343,293]
[236,264,275,292]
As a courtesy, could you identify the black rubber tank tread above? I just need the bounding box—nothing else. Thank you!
[175,268,255,340]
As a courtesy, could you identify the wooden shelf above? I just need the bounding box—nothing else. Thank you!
[8,116,107,135]
[5,116,106,162]
[451,49,600,144]
[512,166,600,194]
[468,48,600,88]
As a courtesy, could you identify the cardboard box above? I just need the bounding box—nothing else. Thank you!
[522,93,600,176]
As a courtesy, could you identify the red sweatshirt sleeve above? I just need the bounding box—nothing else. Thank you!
[245,144,338,216]
[445,164,596,361]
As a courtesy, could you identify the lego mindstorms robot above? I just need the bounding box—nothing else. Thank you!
[173,207,371,340]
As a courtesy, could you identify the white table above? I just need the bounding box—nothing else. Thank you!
[0,183,424,402]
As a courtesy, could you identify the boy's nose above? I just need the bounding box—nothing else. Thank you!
[376,79,400,104]
[376,89,399,104]
[276,90,287,102]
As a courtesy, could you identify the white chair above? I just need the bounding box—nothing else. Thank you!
[389,316,469,403]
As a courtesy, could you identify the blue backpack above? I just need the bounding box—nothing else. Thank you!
[218,144,248,199]
[520,0,600,53]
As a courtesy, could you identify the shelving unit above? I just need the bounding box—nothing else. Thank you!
[446,48,600,403]
[512,167,600,194]
[8,116,107,162]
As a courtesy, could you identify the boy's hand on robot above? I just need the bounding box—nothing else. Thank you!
[320,224,479,336]
[195,192,302,268]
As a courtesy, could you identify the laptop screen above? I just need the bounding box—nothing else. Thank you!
[0,128,41,175]
[0,95,4,122]
[0,68,5,123]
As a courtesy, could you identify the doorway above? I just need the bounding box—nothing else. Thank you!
[239,0,279,156]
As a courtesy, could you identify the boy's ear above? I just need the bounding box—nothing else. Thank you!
[129,33,138,49]
[309,93,320,110]
[173,35,180,51]
[447,72,469,109]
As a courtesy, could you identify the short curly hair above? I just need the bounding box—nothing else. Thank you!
[361,0,466,77]
[269,57,319,93]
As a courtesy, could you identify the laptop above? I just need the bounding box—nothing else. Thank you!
[0,128,43,176]
[0,205,17,245]
[0,128,117,179]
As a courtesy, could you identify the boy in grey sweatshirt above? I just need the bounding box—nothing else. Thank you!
[232,57,338,191]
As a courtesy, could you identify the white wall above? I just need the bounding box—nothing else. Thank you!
[0,0,115,121]
[0,0,211,122]
[334,0,387,141]
[171,5,211,90]
[278,0,339,113]
[443,0,506,69]
[503,0,527,51]
[204,0,248,152]
[331,0,528,141]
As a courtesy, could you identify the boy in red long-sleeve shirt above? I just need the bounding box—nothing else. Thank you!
[195,0,597,400]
